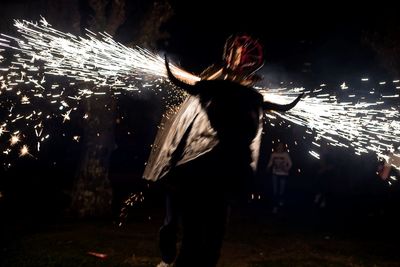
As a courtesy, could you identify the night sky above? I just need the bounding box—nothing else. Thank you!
[0,0,397,83]
[162,1,398,84]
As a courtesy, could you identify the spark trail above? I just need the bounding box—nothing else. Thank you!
[0,18,399,174]
[261,83,400,172]
[0,18,195,164]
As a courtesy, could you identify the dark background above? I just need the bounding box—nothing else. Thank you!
[162,1,396,82]
[0,0,399,260]
[1,0,397,79]
[0,1,400,266]
[0,0,398,216]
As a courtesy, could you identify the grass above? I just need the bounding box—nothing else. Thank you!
[1,205,400,267]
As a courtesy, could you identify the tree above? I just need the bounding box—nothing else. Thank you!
[0,0,173,218]
[50,0,124,218]
[67,0,173,218]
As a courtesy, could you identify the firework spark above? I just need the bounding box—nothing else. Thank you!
[0,17,399,176]
[0,17,198,89]
[19,144,30,157]
[118,191,145,227]
[0,125,7,136]
[0,18,199,161]
[260,82,400,168]
[9,134,20,146]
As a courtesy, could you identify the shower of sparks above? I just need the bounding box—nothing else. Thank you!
[0,17,399,178]
[260,82,400,170]
[118,191,145,227]
[0,17,198,88]
[0,17,197,162]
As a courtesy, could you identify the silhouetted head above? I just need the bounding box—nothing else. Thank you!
[164,55,303,113]
[223,34,264,78]
[275,142,286,153]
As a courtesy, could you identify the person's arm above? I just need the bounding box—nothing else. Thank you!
[267,153,274,169]
[286,153,292,170]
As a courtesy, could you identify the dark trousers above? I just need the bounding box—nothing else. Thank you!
[272,174,288,205]
[159,193,179,264]
[159,187,228,267]
[158,148,251,266]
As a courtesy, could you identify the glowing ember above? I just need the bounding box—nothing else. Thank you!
[19,144,29,157]
[87,251,108,259]
[9,134,20,145]
[118,191,145,227]
[0,125,7,136]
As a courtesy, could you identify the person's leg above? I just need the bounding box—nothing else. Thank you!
[175,192,227,267]
[272,174,278,197]
[272,174,279,205]
[159,192,179,264]
[279,175,287,205]
[202,197,227,267]
[271,174,280,212]
[174,194,203,267]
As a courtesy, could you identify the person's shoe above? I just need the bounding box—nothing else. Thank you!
[156,261,173,267]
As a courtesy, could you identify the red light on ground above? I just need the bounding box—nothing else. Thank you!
[87,251,108,259]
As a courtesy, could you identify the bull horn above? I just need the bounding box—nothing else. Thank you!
[263,93,304,112]
[165,55,198,95]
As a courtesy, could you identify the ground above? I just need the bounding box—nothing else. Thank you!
[1,201,399,267]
